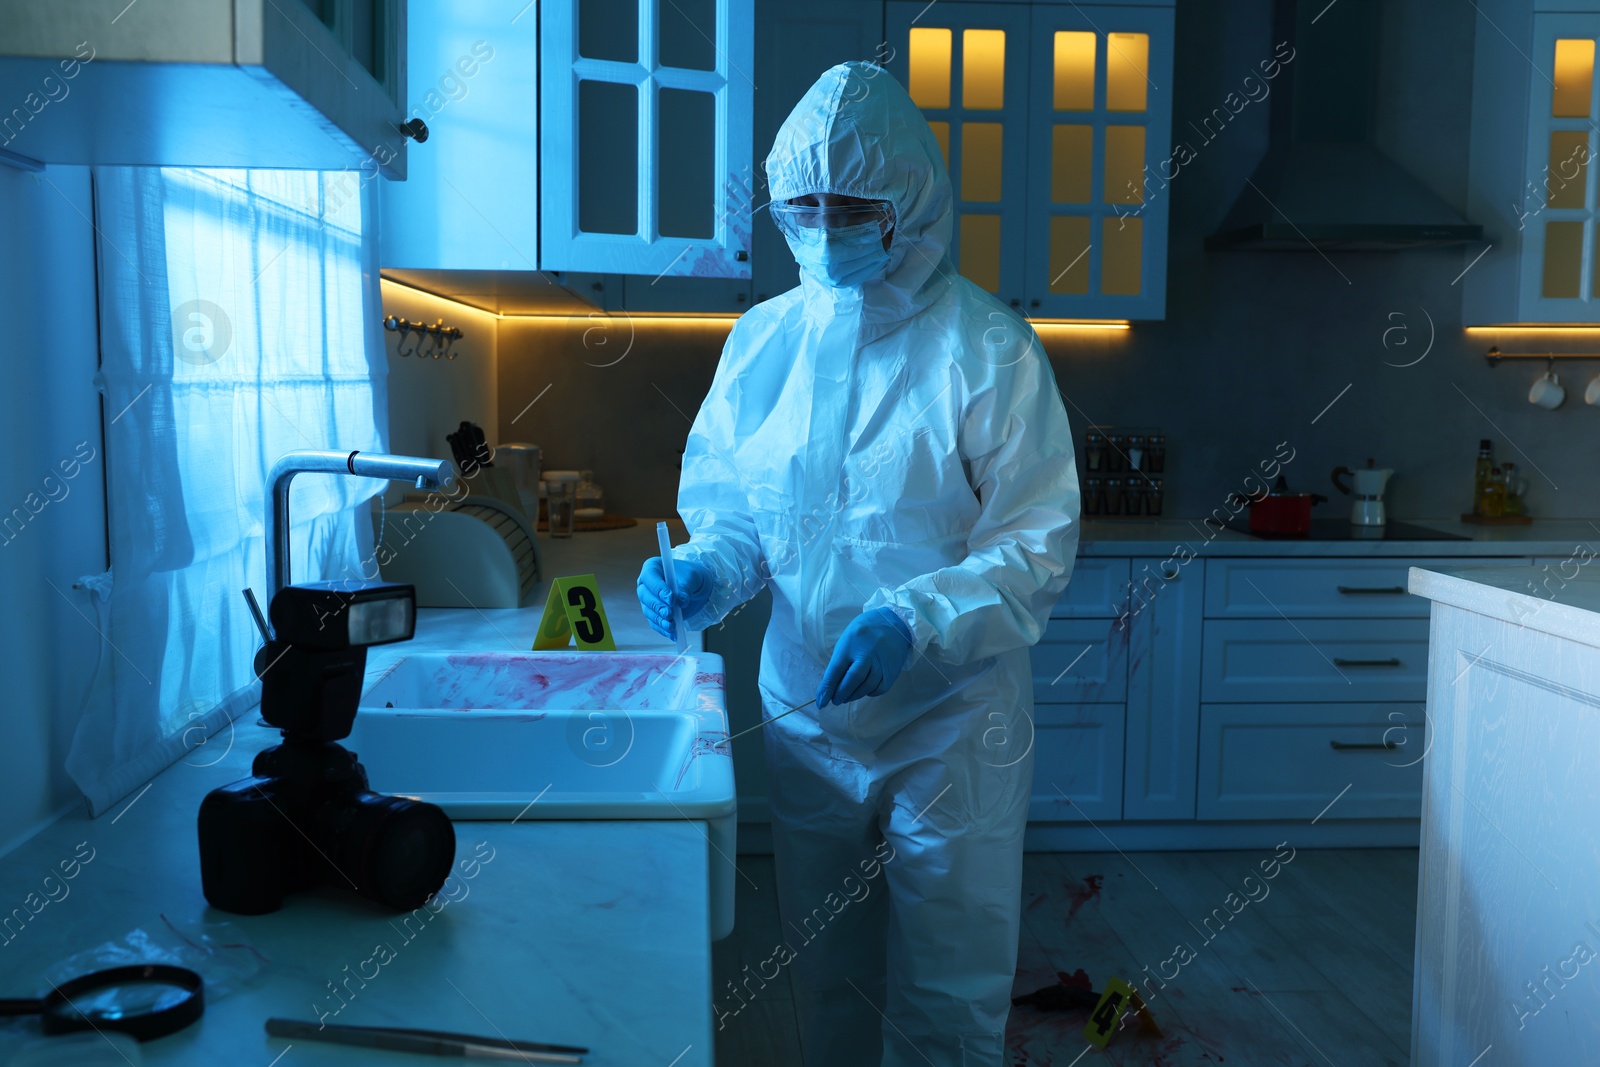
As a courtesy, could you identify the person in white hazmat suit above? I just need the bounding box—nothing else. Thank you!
[637,61,1080,1064]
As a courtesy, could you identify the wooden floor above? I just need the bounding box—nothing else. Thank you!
[713,848,1418,1066]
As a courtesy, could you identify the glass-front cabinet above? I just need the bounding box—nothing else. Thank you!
[1465,7,1600,324]
[379,0,754,285]
[542,0,754,279]
[887,1,1174,320]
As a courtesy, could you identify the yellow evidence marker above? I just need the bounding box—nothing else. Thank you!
[532,574,617,651]
[1083,976,1160,1049]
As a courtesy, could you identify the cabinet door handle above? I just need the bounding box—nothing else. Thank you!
[1336,585,1407,595]
[1329,740,1398,751]
[1332,657,1402,667]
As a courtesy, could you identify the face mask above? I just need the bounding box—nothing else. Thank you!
[785,221,891,288]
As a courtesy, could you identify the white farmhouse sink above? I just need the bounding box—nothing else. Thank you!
[349,650,736,938]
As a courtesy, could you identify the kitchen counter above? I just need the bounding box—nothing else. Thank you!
[1408,563,1600,645]
[1407,564,1600,1064]
[1077,517,1600,557]
[379,520,697,663]
[0,524,714,1066]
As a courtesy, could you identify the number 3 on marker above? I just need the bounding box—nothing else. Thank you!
[567,584,605,644]
[532,574,617,651]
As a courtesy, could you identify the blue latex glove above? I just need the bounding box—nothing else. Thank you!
[637,556,714,640]
[817,608,914,708]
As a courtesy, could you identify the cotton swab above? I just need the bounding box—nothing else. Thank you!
[656,521,689,654]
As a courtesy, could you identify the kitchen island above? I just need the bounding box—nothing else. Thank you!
[1407,565,1600,1066]
[0,524,715,1066]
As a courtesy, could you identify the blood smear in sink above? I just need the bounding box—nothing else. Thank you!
[407,653,692,710]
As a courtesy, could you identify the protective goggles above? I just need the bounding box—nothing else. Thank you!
[769,199,894,236]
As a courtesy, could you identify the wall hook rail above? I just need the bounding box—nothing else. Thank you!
[1485,345,1600,366]
[383,315,465,360]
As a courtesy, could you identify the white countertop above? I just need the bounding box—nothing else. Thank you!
[0,524,714,1066]
[382,520,698,661]
[1078,518,1600,557]
[1409,564,1600,650]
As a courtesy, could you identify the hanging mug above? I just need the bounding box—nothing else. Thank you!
[1529,370,1566,410]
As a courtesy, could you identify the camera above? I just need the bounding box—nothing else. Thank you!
[198,581,456,915]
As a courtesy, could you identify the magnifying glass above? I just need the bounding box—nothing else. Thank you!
[0,965,204,1041]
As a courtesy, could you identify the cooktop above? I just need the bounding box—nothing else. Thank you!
[1223,518,1471,541]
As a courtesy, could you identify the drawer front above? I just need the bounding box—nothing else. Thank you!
[1197,703,1424,820]
[1205,558,1498,619]
[1028,703,1125,823]
[1054,557,1131,618]
[1201,618,1430,703]
[1031,618,1129,704]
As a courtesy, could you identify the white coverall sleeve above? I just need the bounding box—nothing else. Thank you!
[865,347,1079,665]
[672,337,769,630]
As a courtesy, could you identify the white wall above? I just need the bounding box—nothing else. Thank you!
[376,279,498,503]
[0,165,109,855]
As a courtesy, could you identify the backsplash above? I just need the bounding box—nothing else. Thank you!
[379,279,500,503]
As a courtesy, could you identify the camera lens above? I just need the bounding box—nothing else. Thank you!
[340,794,456,910]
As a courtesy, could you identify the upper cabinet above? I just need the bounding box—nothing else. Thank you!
[379,0,1172,317]
[379,0,754,288]
[541,0,753,279]
[379,2,539,271]
[1465,4,1600,324]
[0,0,409,176]
[885,0,1174,320]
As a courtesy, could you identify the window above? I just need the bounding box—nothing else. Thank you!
[68,168,388,814]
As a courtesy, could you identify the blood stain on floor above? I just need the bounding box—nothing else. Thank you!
[1066,874,1104,922]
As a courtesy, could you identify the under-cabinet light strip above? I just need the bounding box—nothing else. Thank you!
[379,276,1130,330]
[1463,324,1600,331]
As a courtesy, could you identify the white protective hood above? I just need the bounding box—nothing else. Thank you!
[764,61,956,334]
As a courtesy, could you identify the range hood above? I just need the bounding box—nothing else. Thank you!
[1206,0,1482,251]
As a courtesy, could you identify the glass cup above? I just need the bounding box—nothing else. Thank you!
[546,476,578,538]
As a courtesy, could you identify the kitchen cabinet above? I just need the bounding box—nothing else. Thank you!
[1193,557,1513,824]
[1029,565,1128,823]
[379,2,536,270]
[1408,566,1600,1066]
[1199,618,1431,703]
[884,0,1174,319]
[0,0,408,175]
[1122,552,1203,819]
[718,545,1549,851]
[1027,703,1125,822]
[1196,703,1425,821]
[1463,4,1600,323]
[1028,553,1199,823]
[541,0,753,279]
[621,274,751,313]
[379,0,754,286]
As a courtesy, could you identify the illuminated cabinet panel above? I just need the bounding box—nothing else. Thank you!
[896,2,1031,302]
[1464,11,1600,323]
[889,1,1173,320]
[1025,5,1171,319]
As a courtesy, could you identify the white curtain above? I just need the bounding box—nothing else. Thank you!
[71,168,389,815]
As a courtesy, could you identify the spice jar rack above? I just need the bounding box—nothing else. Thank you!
[1081,426,1167,519]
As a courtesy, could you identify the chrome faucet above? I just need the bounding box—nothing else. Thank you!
[263,449,455,618]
